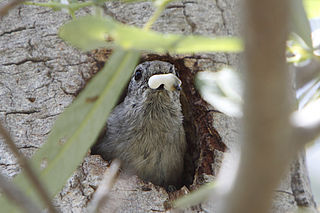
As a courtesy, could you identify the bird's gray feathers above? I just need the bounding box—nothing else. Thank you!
[92,61,186,186]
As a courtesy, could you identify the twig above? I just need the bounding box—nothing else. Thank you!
[0,0,25,18]
[0,173,42,213]
[87,159,120,213]
[0,122,58,213]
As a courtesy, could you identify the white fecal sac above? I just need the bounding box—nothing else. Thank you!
[148,73,182,91]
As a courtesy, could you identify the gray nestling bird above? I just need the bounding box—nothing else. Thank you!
[91,61,186,187]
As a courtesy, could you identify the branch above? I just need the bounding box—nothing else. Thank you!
[222,0,292,212]
[0,0,25,18]
[0,173,42,213]
[86,159,120,213]
[0,122,57,213]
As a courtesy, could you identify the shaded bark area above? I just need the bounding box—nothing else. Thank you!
[291,152,317,208]
[0,0,316,212]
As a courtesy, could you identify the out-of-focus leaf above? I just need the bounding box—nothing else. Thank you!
[196,68,243,117]
[174,182,216,209]
[24,1,95,11]
[303,0,320,19]
[59,16,116,50]
[297,76,320,109]
[290,0,313,49]
[114,0,156,2]
[310,18,320,55]
[0,49,140,211]
[287,35,313,64]
[59,16,243,53]
[293,98,320,129]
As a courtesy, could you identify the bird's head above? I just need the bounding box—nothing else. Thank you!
[127,61,182,102]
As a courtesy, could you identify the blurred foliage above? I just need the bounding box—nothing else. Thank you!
[288,0,320,64]
[196,68,243,118]
[288,0,320,111]
[291,0,313,49]
[59,16,242,53]
[297,76,320,109]
[25,1,95,11]
[303,0,320,18]
[287,34,313,64]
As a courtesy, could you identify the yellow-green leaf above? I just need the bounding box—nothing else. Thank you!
[303,0,320,18]
[59,16,243,53]
[291,0,313,49]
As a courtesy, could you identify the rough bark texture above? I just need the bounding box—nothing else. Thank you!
[0,0,316,212]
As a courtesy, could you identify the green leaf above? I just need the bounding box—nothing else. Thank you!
[59,16,116,51]
[0,49,140,211]
[59,16,243,53]
[290,0,313,49]
[196,68,243,117]
[287,35,313,63]
[303,0,320,18]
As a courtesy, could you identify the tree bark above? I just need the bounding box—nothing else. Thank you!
[0,0,316,212]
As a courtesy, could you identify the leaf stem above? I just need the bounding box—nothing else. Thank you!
[143,0,172,30]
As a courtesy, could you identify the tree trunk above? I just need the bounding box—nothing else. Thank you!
[0,0,316,212]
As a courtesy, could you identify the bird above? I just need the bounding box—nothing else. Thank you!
[91,60,186,187]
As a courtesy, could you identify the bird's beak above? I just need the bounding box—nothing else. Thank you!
[148,73,182,91]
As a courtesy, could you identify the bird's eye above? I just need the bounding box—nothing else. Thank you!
[169,66,175,74]
[135,69,142,81]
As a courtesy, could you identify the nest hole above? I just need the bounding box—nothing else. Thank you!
[90,52,226,191]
